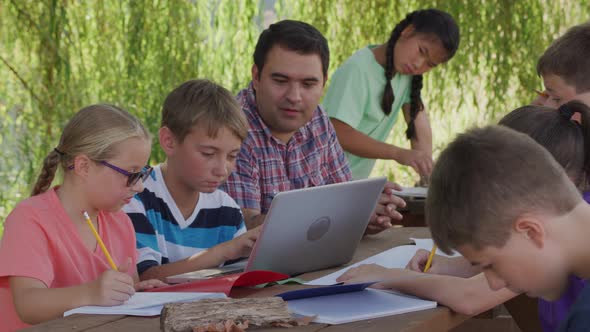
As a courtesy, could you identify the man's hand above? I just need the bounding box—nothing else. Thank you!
[366,182,406,235]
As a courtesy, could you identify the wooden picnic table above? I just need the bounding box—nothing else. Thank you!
[22,227,470,332]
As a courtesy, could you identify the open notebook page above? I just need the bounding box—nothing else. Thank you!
[306,245,420,286]
[64,292,226,317]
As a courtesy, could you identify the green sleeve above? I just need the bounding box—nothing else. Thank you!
[322,61,368,129]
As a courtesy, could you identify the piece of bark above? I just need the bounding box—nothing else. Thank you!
[160,297,304,332]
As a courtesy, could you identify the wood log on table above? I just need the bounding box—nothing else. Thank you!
[161,297,303,332]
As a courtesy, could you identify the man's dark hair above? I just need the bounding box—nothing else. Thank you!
[253,20,329,78]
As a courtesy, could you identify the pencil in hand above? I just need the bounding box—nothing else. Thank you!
[423,244,437,273]
[84,211,118,271]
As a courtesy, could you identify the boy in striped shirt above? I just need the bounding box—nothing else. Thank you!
[124,79,259,281]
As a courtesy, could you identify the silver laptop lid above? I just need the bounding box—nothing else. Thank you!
[245,177,387,276]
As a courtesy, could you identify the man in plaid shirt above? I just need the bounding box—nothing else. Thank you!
[222,20,406,234]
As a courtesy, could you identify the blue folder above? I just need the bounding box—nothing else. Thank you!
[275,282,376,301]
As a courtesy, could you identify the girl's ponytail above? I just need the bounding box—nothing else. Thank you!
[31,149,62,196]
[381,14,413,116]
[560,101,590,189]
[406,75,424,139]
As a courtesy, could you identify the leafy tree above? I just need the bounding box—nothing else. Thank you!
[0,0,588,233]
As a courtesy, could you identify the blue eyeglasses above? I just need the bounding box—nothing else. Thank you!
[68,161,153,187]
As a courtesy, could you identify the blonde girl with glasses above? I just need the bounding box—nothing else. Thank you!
[0,104,165,331]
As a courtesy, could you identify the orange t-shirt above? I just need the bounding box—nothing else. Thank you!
[0,188,137,331]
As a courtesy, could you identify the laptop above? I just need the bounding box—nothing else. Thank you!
[166,177,386,283]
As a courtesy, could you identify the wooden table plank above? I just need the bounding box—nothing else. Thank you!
[317,308,466,332]
[84,316,161,332]
[21,314,127,331]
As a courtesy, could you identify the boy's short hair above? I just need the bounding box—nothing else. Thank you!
[537,22,590,92]
[253,20,330,78]
[161,79,248,143]
[427,125,581,254]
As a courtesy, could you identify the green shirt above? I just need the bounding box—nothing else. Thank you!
[323,46,412,179]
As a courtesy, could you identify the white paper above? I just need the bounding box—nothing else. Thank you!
[393,186,427,198]
[409,238,459,257]
[64,292,226,317]
[287,288,437,324]
[307,243,461,286]
[167,260,248,283]
[306,245,420,285]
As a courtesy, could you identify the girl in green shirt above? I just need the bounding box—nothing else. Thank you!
[324,9,460,180]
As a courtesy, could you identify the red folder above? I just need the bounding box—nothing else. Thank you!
[145,270,289,295]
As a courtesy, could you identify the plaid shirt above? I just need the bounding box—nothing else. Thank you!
[222,83,352,214]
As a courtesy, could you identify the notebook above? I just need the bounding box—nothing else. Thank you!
[63,292,226,317]
[274,281,436,324]
[276,281,376,301]
[167,177,387,282]
[284,288,436,324]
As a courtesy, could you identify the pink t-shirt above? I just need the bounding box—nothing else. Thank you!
[0,188,138,331]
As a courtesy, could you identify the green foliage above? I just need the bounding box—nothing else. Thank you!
[1,0,589,236]
[279,0,590,185]
[0,0,262,232]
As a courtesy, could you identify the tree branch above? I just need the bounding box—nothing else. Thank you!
[0,55,46,108]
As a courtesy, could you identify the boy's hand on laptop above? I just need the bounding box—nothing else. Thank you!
[217,226,261,261]
[366,182,406,234]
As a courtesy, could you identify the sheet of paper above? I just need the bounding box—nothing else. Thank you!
[287,288,437,324]
[306,245,420,285]
[410,238,459,257]
[307,243,461,286]
[166,260,247,283]
[393,186,427,198]
[64,292,226,317]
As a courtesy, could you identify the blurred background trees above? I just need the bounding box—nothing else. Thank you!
[1,0,588,233]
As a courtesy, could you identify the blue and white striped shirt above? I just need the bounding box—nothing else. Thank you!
[124,165,246,275]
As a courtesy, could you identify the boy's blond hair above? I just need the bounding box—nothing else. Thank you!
[427,125,581,254]
[161,79,248,143]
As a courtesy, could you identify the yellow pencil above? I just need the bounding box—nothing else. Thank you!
[84,211,118,271]
[423,244,437,273]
